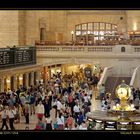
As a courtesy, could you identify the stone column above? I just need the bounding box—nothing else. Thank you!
[61,65,65,76]
[35,71,41,85]
[11,75,17,91]
[30,71,34,86]
[24,73,29,89]
[0,77,4,92]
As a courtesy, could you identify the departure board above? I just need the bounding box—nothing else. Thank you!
[0,46,36,69]
[15,47,35,64]
[0,48,14,67]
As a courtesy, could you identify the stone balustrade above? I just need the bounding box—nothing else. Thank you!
[36,45,140,53]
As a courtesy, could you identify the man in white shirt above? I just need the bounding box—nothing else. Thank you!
[7,107,16,130]
[0,107,9,130]
[83,94,89,104]
[57,113,65,130]
[56,98,62,116]
[73,102,80,123]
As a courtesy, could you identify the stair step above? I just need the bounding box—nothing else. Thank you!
[105,77,131,98]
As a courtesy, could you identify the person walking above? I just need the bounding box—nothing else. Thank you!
[24,101,30,124]
[30,93,35,115]
[45,114,52,130]
[7,107,16,130]
[36,100,45,120]
[66,114,73,130]
[43,100,50,118]
[57,113,65,130]
[0,107,9,130]
[73,102,80,123]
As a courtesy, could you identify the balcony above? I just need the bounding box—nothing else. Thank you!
[37,45,140,56]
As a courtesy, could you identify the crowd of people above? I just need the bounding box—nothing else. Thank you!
[0,72,99,130]
[0,71,140,131]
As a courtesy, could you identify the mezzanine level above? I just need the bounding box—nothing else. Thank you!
[36,45,140,60]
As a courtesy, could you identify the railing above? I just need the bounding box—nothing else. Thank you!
[130,65,140,88]
[61,47,84,51]
[36,46,113,53]
[88,47,112,52]
[36,45,140,54]
[97,66,113,87]
[134,47,140,52]
[36,47,59,51]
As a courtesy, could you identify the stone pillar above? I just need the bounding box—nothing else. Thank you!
[61,65,65,76]
[35,71,41,85]
[11,75,17,91]
[30,71,34,86]
[23,73,29,89]
[0,77,4,92]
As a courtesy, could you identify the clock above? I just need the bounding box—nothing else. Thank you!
[115,82,131,100]
[117,88,127,99]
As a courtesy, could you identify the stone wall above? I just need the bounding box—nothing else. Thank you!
[126,11,140,31]
[24,10,127,44]
[0,10,19,47]
[0,10,140,46]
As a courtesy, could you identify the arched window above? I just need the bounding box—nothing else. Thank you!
[75,22,118,44]
[39,18,46,41]
[121,47,125,52]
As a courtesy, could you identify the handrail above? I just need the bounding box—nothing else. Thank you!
[130,65,140,87]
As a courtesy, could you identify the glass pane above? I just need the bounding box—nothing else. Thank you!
[94,37,98,42]
[88,23,93,30]
[82,24,87,30]
[100,23,105,30]
[99,36,104,40]
[90,31,94,34]
[94,31,98,35]
[76,25,79,30]
[76,31,81,35]
[94,23,99,30]
[106,23,111,30]
[82,31,87,35]
[76,25,81,30]
[99,31,104,35]
[112,25,115,30]
[114,25,117,30]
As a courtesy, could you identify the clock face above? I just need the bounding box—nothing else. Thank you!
[116,83,131,100]
[116,88,128,99]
